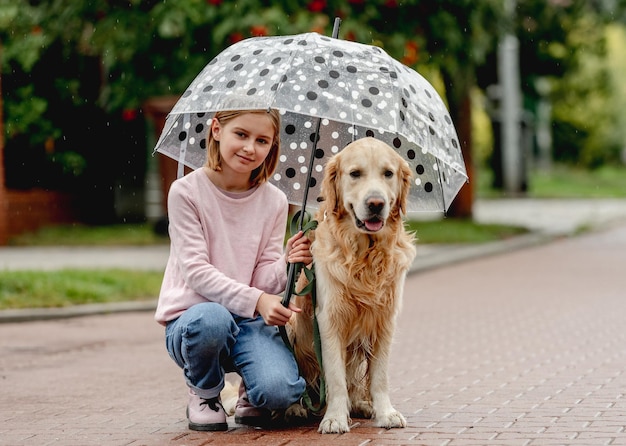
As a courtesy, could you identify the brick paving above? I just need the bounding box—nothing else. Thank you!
[2,223,626,445]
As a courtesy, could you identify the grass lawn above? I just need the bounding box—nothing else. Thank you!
[4,163,623,310]
[0,269,162,310]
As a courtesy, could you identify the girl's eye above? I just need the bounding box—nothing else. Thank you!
[257,138,269,145]
[236,131,246,138]
[349,170,361,179]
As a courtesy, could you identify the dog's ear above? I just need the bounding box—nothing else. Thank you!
[396,158,413,216]
[321,155,341,215]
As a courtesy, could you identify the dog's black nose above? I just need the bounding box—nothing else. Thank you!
[367,197,385,214]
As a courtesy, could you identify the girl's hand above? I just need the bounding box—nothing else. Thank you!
[256,292,300,326]
[285,231,312,266]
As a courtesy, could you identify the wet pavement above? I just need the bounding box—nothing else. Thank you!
[1,198,626,445]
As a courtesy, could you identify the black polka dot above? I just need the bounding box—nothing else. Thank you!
[315,56,325,64]
[231,55,241,62]
[247,88,257,96]
[399,111,405,121]
[366,130,375,137]
[286,168,296,178]
[333,50,344,57]
[416,164,425,174]
[361,99,372,107]
[318,80,329,88]
[393,138,402,148]
[271,57,281,64]
[347,65,357,73]
[428,112,435,121]
[425,182,433,192]
[309,132,320,143]
[226,80,236,88]
[329,70,340,79]
[452,139,458,148]
[315,148,325,158]
[429,126,435,135]
[182,90,192,98]
[253,49,263,55]
[178,131,187,141]
[195,124,204,133]
[200,139,206,149]
[260,69,269,76]
[369,87,380,95]
[203,85,213,93]
[309,177,317,188]
[233,63,243,71]
[285,125,296,134]
[307,91,318,100]
[424,89,431,98]
[407,149,416,160]
[284,39,294,45]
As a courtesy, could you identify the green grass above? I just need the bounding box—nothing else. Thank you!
[406,219,528,244]
[477,164,626,199]
[8,223,169,246]
[0,269,162,310]
[11,161,624,311]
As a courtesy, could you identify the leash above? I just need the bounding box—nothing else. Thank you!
[279,211,326,414]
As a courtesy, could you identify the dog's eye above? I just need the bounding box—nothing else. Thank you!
[384,170,394,178]
[349,170,361,179]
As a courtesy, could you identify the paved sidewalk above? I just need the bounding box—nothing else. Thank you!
[1,211,626,445]
[1,198,626,446]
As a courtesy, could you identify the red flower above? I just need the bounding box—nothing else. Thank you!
[308,0,326,12]
[384,0,398,7]
[229,32,244,44]
[122,109,138,122]
[402,40,419,66]
[207,0,222,5]
[250,25,268,37]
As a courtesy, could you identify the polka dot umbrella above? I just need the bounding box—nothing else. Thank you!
[153,29,468,214]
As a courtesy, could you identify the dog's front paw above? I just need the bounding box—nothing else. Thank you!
[284,402,309,425]
[319,412,351,433]
[374,409,406,429]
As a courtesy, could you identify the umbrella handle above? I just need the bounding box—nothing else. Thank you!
[281,17,341,309]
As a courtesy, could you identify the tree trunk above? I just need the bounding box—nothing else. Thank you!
[443,71,474,219]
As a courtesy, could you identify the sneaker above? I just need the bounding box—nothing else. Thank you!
[234,382,271,427]
[186,388,228,431]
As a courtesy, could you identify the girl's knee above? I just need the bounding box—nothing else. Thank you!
[247,373,305,409]
[184,303,237,344]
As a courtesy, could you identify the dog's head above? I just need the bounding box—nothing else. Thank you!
[320,137,412,234]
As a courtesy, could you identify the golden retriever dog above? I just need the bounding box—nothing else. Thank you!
[288,137,417,434]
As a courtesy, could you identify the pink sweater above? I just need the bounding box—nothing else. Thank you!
[155,168,289,325]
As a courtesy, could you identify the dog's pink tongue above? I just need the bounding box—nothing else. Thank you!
[365,219,383,232]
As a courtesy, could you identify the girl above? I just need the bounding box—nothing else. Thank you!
[155,108,312,431]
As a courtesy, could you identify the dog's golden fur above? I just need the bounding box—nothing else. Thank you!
[288,137,417,433]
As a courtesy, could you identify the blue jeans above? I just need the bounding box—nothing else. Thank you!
[165,302,305,410]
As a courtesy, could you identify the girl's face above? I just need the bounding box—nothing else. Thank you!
[211,113,275,182]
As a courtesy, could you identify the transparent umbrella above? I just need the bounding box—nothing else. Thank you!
[153,24,468,216]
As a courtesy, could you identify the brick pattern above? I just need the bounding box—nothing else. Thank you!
[1,225,625,445]
[0,189,79,244]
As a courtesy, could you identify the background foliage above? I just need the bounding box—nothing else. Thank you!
[1,0,625,218]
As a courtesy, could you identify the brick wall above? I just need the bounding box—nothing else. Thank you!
[0,189,79,245]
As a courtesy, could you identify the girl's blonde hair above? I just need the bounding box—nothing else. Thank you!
[204,109,281,187]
